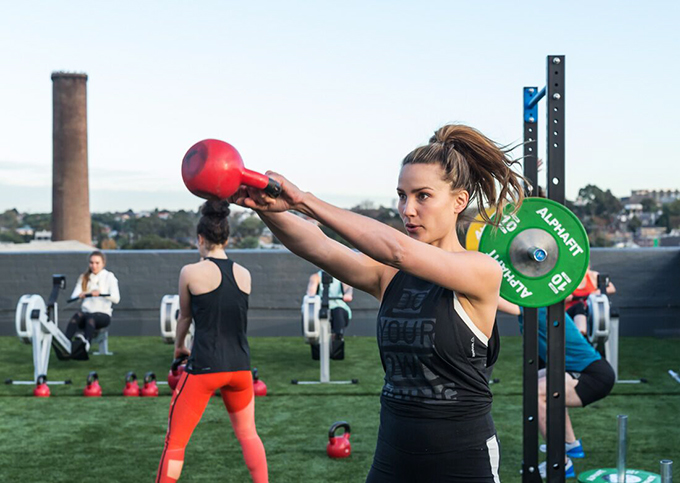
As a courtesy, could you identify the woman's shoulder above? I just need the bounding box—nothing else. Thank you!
[230,262,251,295]
[181,259,211,274]
[232,262,251,279]
[461,249,503,281]
[100,268,117,279]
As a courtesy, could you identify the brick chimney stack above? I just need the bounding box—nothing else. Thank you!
[51,72,91,245]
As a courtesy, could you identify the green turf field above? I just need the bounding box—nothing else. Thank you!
[0,336,678,482]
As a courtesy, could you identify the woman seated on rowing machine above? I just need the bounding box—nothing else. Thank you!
[65,250,121,352]
[306,270,353,360]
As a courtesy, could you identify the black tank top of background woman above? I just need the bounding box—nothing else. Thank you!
[377,270,500,420]
[185,258,251,374]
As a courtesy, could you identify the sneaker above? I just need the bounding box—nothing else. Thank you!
[539,458,575,479]
[539,439,585,459]
[76,333,91,353]
[69,334,90,361]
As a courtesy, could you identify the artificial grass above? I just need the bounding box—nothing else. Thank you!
[0,336,678,482]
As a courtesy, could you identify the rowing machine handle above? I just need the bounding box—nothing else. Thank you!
[67,293,112,304]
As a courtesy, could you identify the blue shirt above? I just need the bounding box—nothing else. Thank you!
[518,307,600,372]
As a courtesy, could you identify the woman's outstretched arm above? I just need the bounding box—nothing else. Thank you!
[234,176,500,304]
[257,210,387,299]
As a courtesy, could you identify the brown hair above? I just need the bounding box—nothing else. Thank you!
[402,124,525,227]
[81,250,106,292]
[197,200,231,248]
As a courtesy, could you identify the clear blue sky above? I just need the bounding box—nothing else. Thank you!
[1,1,678,213]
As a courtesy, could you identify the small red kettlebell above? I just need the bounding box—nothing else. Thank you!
[34,374,50,398]
[252,368,267,397]
[141,372,159,397]
[327,421,351,458]
[123,371,140,397]
[83,371,102,397]
[168,357,187,391]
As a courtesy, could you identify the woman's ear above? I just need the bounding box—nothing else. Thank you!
[453,190,470,214]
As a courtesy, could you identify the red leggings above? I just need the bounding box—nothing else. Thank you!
[156,371,268,482]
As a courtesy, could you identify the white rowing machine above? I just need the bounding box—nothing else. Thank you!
[586,274,644,384]
[292,272,358,385]
[10,275,73,385]
[160,294,194,349]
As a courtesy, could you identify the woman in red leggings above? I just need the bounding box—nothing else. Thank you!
[156,200,268,483]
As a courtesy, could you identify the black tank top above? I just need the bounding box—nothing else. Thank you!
[377,270,499,420]
[185,258,251,374]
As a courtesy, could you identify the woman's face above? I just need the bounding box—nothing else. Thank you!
[397,163,467,247]
[89,255,105,274]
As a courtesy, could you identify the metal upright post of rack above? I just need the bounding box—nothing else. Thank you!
[545,54,567,483]
[521,55,567,483]
[522,84,542,482]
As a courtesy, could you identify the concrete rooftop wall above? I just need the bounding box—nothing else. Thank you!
[0,248,678,338]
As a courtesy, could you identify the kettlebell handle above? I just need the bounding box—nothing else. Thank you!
[125,371,137,383]
[252,368,259,381]
[144,372,157,384]
[87,371,99,385]
[171,356,188,372]
[329,421,351,440]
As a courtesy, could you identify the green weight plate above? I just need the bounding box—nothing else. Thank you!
[577,468,660,482]
[478,198,590,308]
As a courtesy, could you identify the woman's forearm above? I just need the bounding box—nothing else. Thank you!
[294,192,404,267]
[258,211,335,266]
[175,316,192,348]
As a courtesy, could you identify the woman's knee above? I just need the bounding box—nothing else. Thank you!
[69,312,84,323]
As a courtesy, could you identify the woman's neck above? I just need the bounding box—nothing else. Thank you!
[203,247,227,259]
[430,230,465,253]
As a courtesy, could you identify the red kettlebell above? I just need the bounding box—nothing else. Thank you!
[141,372,159,397]
[33,374,50,398]
[168,357,187,391]
[252,368,267,397]
[327,421,351,459]
[83,371,102,397]
[181,139,281,200]
[123,371,140,397]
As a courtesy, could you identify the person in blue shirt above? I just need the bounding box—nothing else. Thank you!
[499,300,615,478]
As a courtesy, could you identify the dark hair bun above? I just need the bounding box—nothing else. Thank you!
[200,200,231,218]
[197,200,231,247]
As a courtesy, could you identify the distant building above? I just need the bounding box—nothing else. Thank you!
[659,236,680,247]
[629,189,680,205]
[639,227,665,239]
[34,230,51,241]
[16,226,34,236]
